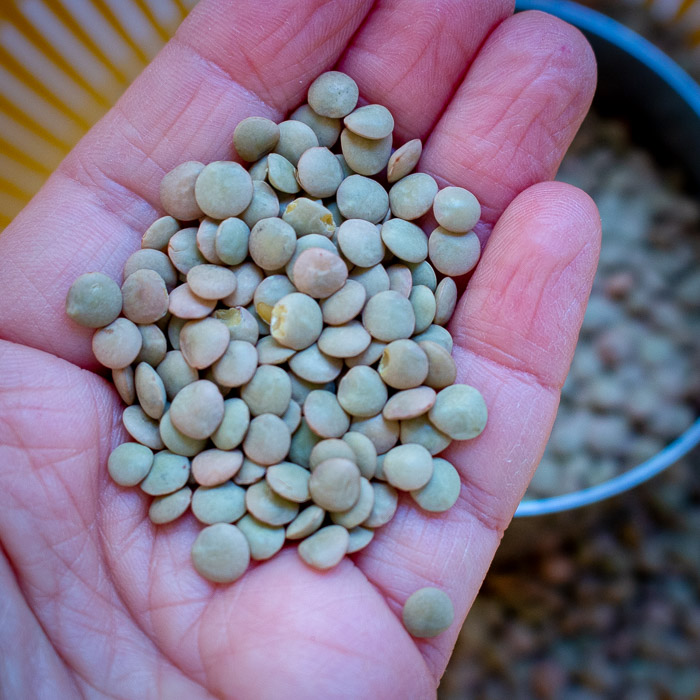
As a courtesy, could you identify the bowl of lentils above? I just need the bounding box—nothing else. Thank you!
[515,0,700,516]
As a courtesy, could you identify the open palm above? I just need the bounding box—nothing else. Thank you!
[0,1,599,697]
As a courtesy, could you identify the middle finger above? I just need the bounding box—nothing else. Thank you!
[338,0,514,141]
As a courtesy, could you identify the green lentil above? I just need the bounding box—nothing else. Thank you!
[233,458,266,486]
[383,443,434,491]
[350,413,400,455]
[168,283,216,320]
[156,350,198,400]
[345,340,387,368]
[317,321,371,359]
[273,120,319,166]
[243,414,291,465]
[281,399,302,433]
[309,439,357,470]
[402,587,454,638]
[320,279,366,326]
[337,366,387,418]
[432,186,481,233]
[241,180,280,228]
[179,317,230,369]
[233,116,280,162]
[418,340,457,389]
[292,248,348,299]
[196,218,223,265]
[428,228,481,276]
[140,450,190,496]
[408,260,437,291]
[409,285,437,334]
[378,339,429,389]
[270,292,323,350]
[159,161,204,221]
[363,482,398,527]
[410,457,461,513]
[289,103,341,147]
[245,479,298,526]
[148,486,192,525]
[256,335,297,365]
[186,264,237,301]
[135,324,167,367]
[386,264,413,298]
[380,219,428,263]
[433,277,458,326]
[348,263,390,298]
[337,219,385,267]
[331,477,374,528]
[267,153,300,194]
[307,71,359,119]
[142,215,179,251]
[346,526,374,553]
[383,386,436,421]
[190,523,250,584]
[340,129,392,176]
[65,272,122,328]
[362,290,415,342]
[215,218,250,266]
[286,505,325,540]
[112,366,135,405]
[241,364,292,417]
[399,415,451,455]
[412,324,453,352]
[309,457,360,512]
[389,173,438,220]
[341,431,377,480]
[336,175,389,223]
[134,362,167,420]
[387,139,422,183]
[194,161,253,219]
[159,410,207,457]
[169,380,224,440]
[92,318,142,369]
[344,104,394,140]
[428,384,488,440]
[298,524,350,571]
[248,217,297,271]
[191,481,246,524]
[288,418,322,468]
[167,228,206,276]
[237,514,285,561]
[304,390,351,439]
[107,442,153,487]
[192,449,243,487]
[296,146,344,198]
[282,197,335,238]
[266,461,311,503]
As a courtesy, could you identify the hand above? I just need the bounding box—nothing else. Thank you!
[0,1,599,697]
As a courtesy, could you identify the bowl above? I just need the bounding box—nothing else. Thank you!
[514,0,700,517]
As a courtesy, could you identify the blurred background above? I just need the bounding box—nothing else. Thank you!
[0,1,698,697]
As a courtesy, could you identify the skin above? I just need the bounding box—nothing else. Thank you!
[0,1,600,698]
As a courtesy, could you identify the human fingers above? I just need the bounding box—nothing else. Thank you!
[338,0,513,141]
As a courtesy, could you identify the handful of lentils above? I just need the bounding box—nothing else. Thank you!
[65,71,487,639]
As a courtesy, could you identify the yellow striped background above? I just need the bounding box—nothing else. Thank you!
[0,0,198,230]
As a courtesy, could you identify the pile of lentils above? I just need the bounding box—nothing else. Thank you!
[65,71,486,636]
[527,113,700,500]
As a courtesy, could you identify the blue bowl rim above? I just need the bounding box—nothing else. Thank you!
[513,0,700,517]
